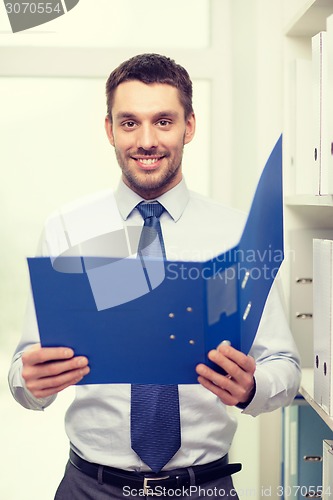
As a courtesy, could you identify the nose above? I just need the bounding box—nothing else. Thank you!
[136,123,158,150]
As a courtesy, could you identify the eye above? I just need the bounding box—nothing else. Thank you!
[122,121,137,129]
[157,119,172,128]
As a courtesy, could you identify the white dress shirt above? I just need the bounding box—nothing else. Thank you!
[8,178,301,471]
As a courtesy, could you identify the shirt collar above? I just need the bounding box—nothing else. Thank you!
[114,178,190,222]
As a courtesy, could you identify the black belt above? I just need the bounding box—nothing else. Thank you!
[69,450,241,496]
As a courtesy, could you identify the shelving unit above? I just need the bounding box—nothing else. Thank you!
[282,1,333,496]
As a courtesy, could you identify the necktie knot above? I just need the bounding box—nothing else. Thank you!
[136,202,164,221]
[136,202,166,261]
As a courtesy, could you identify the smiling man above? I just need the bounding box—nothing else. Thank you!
[8,53,301,499]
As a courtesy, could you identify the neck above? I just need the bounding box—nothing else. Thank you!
[123,176,182,200]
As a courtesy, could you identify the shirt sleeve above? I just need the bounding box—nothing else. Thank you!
[241,278,301,417]
[8,230,57,411]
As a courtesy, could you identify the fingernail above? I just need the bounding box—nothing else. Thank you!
[218,340,231,347]
[77,358,87,367]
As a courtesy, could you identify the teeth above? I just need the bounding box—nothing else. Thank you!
[138,158,159,165]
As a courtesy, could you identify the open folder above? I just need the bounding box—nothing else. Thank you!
[28,135,283,385]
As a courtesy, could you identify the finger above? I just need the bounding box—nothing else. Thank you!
[208,349,243,382]
[208,350,255,398]
[209,348,255,382]
[196,362,224,383]
[196,362,254,404]
[23,355,89,382]
[196,363,235,393]
[216,344,256,373]
[197,375,238,406]
[22,346,75,366]
[25,366,90,398]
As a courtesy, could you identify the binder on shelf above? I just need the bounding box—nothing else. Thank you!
[289,229,333,368]
[326,15,333,195]
[289,230,314,368]
[323,440,333,500]
[312,31,330,195]
[313,238,333,416]
[283,405,330,497]
[288,59,313,195]
[28,137,284,385]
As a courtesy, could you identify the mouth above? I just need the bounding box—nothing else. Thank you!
[131,155,165,170]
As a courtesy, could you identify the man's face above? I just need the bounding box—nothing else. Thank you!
[105,80,195,199]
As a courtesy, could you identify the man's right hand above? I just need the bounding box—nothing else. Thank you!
[22,344,90,398]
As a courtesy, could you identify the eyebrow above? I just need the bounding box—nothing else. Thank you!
[114,113,137,121]
[114,110,180,122]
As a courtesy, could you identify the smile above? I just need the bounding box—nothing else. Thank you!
[131,155,165,169]
[137,157,160,165]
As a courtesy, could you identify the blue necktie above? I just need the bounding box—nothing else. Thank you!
[130,202,181,473]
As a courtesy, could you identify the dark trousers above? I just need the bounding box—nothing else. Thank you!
[55,461,240,499]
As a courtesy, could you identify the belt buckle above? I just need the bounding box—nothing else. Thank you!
[143,475,170,496]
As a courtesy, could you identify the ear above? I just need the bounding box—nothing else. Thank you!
[184,112,196,145]
[105,115,115,146]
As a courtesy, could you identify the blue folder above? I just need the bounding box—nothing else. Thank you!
[28,135,283,385]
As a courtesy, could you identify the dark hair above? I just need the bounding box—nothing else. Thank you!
[106,53,193,120]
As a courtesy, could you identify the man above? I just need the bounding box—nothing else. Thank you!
[9,53,301,499]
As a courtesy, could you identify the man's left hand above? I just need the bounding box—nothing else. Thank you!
[196,343,256,407]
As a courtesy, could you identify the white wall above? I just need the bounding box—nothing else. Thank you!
[230,0,283,213]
